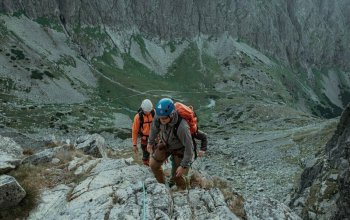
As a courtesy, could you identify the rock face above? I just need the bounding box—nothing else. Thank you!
[1,0,349,69]
[28,158,240,219]
[325,103,350,219]
[290,103,350,219]
[21,145,70,165]
[0,175,26,209]
[75,134,108,158]
[0,135,23,174]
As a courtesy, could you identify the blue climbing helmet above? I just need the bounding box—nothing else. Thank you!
[155,98,175,116]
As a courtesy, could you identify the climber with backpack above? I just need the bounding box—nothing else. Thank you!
[147,98,193,189]
[131,99,155,166]
[167,102,208,188]
[147,98,194,190]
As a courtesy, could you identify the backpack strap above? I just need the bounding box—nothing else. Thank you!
[138,109,144,136]
[173,116,198,160]
[138,109,155,136]
[173,116,182,139]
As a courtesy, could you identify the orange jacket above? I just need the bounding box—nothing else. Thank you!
[132,112,154,146]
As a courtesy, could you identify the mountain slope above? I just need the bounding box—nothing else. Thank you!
[0,2,348,219]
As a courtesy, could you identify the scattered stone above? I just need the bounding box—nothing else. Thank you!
[22,146,66,165]
[51,158,60,164]
[245,197,301,220]
[0,135,23,174]
[328,174,338,181]
[75,134,108,158]
[125,157,134,164]
[0,175,26,209]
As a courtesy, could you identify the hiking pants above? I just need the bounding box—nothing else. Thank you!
[168,155,189,187]
[141,137,150,165]
[150,143,187,190]
[140,144,150,164]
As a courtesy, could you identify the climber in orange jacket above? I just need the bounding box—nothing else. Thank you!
[131,99,155,166]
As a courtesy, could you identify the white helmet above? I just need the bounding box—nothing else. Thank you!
[141,99,153,112]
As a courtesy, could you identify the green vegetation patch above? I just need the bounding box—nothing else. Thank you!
[73,25,109,47]
[165,40,183,53]
[321,180,339,200]
[93,43,222,117]
[12,10,25,18]
[31,70,55,80]
[340,89,350,106]
[0,77,15,93]
[57,55,76,68]
[131,34,148,57]
[11,49,25,60]
[337,71,350,106]
[308,68,345,118]
[168,41,176,53]
[310,95,343,118]
[35,16,64,32]
[0,21,8,34]
[263,63,346,118]
[94,51,168,111]
[79,26,108,40]
[265,65,304,102]
[167,42,220,90]
[239,52,255,68]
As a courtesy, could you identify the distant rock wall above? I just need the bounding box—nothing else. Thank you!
[1,0,349,69]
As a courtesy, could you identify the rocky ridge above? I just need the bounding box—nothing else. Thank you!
[0,133,304,219]
[290,103,350,219]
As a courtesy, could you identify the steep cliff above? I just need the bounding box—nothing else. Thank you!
[290,103,350,219]
[1,0,349,118]
[1,0,350,70]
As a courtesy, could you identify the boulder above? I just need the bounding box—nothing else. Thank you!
[22,145,69,165]
[0,135,23,174]
[75,134,108,158]
[0,175,26,209]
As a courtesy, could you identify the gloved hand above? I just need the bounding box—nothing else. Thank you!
[146,144,153,153]
[176,166,187,177]
[132,145,138,153]
[198,150,206,157]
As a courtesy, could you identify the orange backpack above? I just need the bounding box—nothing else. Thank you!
[174,102,198,134]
